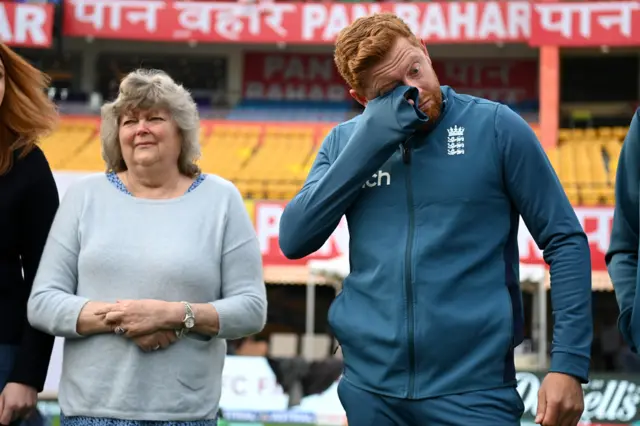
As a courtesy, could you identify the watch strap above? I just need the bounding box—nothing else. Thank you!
[176,301,195,338]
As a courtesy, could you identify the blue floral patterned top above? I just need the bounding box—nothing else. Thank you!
[60,413,218,426]
[106,171,206,196]
[61,416,218,426]
[60,172,217,426]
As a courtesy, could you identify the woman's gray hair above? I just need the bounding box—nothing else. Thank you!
[100,69,201,177]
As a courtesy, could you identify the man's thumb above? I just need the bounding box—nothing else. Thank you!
[535,390,546,424]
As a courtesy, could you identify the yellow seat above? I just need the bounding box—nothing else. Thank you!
[200,123,261,181]
[549,127,630,206]
[40,121,98,170]
[237,125,314,198]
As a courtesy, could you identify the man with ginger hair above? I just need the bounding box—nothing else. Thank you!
[279,13,591,426]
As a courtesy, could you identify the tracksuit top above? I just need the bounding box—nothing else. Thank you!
[279,85,593,399]
[607,108,640,352]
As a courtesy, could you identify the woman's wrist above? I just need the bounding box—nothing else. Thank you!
[163,301,185,330]
[77,301,112,335]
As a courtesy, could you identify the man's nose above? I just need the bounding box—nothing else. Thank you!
[401,80,422,93]
[402,83,423,101]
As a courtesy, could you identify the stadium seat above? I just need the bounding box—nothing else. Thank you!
[549,125,627,206]
[39,121,98,171]
[556,141,580,205]
[199,123,261,181]
[237,125,315,199]
[64,133,105,172]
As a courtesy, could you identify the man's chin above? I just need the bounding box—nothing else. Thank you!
[420,102,441,123]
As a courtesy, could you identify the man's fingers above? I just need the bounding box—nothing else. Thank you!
[541,401,560,426]
[558,405,581,426]
[535,390,546,424]
[568,412,582,426]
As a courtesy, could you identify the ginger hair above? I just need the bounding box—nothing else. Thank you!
[0,43,58,175]
[334,13,421,95]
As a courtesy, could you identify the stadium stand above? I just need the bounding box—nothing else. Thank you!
[39,119,626,205]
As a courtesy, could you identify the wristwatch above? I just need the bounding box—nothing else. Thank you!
[176,301,195,338]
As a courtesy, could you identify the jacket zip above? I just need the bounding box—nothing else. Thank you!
[402,139,416,398]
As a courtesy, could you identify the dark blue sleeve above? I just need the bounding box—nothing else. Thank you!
[279,85,428,259]
[11,147,58,390]
[605,109,640,351]
[495,104,592,383]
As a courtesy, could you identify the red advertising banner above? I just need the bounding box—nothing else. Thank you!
[61,0,639,46]
[242,53,538,104]
[0,2,54,47]
[251,201,613,272]
[62,1,530,44]
[242,52,349,103]
[530,1,640,46]
[432,60,538,105]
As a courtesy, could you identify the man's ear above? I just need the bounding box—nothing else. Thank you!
[349,89,367,107]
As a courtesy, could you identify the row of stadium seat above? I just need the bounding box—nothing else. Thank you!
[39,120,628,205]
[39,120,329,200]
[547,126,627,206]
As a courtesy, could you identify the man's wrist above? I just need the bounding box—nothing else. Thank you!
[547,371,581,384]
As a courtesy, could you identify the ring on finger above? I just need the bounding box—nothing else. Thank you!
[153,345,160,351]
[114,326,126,335]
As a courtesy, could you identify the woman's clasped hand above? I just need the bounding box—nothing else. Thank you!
[96,299,182,352]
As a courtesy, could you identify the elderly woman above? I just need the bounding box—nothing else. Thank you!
[27,69,267,426]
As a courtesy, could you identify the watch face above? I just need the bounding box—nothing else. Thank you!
[185,317,195,328]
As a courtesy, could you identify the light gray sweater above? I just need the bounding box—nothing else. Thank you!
[27,173,267,421]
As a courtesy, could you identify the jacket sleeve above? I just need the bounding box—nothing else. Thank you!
[9,149,59,391]
[279,85,428,259]
[495,104,592,383]
[605,108,640,351]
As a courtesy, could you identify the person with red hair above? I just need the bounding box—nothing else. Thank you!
[0,43,59,426]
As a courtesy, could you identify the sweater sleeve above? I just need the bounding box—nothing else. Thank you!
[9,148,58,391]
[27,181,90,339]
[495,104,593,383]
[605,108,640,351]
[210,184,267,339]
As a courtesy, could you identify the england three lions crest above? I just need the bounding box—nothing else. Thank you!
[447,125,465,156]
